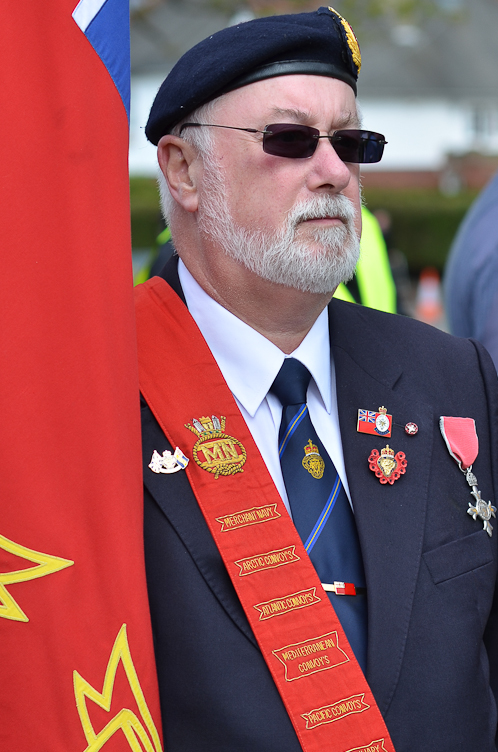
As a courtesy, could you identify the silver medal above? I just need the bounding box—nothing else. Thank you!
[464,466,496,537]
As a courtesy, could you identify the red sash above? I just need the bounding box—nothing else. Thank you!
[135,277,396,752]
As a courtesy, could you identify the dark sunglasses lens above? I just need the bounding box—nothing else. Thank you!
[331,130,386,164]
[263,124,318,158]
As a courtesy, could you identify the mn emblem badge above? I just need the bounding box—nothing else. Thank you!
[185,415,247,479]
[302,439,325,479]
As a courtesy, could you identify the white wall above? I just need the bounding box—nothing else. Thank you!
[129,75,163,176]
[360,98,498,172]
[129,75,498,176]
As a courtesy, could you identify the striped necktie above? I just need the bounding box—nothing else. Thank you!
[270,357,368,672]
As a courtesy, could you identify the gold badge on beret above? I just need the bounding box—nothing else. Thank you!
[328,7,362,73]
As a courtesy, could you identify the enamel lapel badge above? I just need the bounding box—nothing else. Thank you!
[149,447,189,474]
[440,416,496,536]
[368,445,407,485]
[357,406,392,437]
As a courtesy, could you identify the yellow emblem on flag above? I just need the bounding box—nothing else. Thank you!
[74,624,162,752]
[302,439,325,479]
[0,534,74,622]
[185,415,247,479]
[328,7,362,73]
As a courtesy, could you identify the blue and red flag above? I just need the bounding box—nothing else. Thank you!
[357,408,392,437]
[0,2,162,748]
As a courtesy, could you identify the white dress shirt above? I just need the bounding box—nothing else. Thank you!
[178,260,352,514]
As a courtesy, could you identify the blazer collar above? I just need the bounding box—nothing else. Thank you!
[159,254,185,303]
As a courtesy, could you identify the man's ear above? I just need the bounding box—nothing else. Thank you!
[157,135,199,213]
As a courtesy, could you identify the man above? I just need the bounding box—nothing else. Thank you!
[444,170,498,371]
[136,8,498,751]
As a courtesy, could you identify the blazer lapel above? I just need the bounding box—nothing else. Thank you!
[329,300,433,713]
[158,254,185,301]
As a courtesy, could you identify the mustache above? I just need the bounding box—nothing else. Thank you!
[286,194,357,227]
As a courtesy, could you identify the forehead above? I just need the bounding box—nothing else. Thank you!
[215,74,359,129]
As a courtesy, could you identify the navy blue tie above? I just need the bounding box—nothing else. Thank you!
[270,358,367,672]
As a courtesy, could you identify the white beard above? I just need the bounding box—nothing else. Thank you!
[197,159,361,295]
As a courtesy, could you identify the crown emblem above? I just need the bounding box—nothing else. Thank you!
[302,439,325,479]
[380,444,394,458]
[304,439,319,456]
[185,415,225,436]
[375,407,391,436]
[185,414,246,479]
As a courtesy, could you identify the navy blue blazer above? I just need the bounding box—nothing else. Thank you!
[142,259,498,752]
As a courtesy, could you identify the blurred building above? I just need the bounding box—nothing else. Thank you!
[357,0,498,191]
[129,0,498,191]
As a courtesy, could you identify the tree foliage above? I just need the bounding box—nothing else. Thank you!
[210,0,461,33]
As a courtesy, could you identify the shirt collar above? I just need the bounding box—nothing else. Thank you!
[178,260,332,417]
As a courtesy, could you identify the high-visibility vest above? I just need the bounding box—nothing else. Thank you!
[334,206,396,314]
[134,226,172,286]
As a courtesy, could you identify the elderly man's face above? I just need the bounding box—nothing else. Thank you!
[195,74,362,295]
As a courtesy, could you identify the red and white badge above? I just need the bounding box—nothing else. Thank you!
[357,407,392,437]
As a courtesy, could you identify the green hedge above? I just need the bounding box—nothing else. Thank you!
[130,177,163,248]
[130,178,478,273]
[362,188,478,274]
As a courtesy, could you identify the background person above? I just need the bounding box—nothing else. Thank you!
[444,170,498,370]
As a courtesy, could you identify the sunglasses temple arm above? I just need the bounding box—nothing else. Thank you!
[179,123,262,135]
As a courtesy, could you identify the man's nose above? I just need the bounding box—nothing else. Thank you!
[306,137,355,194]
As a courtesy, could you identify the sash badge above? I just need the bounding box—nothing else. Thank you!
[185,415,247,479]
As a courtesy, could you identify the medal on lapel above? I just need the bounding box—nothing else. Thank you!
[440,416,496,536]
[368,445,407,485]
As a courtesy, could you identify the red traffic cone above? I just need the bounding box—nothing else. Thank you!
[415,267,444,326]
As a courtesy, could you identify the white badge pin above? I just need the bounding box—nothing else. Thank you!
[149,447,189,474]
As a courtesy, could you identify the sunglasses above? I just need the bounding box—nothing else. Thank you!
[179,122,386,163]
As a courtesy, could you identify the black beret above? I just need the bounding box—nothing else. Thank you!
[146,6,361,145]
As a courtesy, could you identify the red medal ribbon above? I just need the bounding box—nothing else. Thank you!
[135,277,396,752]
[439,416,478,470]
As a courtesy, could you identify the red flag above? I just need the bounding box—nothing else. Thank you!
[0,2,162,749]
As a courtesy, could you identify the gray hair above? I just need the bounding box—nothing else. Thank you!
[158,97,224,226]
